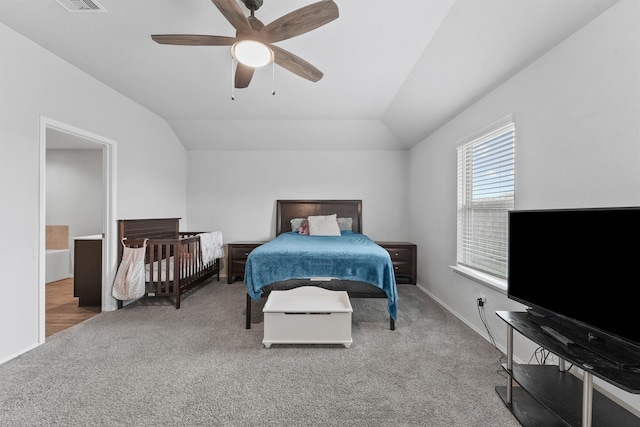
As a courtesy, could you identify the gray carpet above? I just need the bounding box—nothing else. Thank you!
[0,280,520,427]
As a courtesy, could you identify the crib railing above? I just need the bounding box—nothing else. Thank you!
[117,233,219,309]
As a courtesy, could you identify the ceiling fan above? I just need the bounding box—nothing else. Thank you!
[151,0,339,89]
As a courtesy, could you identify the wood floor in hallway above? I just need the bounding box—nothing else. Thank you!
[46,278,100,338]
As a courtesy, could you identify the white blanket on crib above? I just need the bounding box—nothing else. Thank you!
[146,257,177,282]
[198,231,224,265]
[144,232,223,282]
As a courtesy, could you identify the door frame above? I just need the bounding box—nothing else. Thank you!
[38,116,118,343]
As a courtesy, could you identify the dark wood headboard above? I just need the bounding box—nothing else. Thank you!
[117,218,181,260]
[276,200,362,235]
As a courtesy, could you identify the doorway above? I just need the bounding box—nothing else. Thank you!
[39,117,117,342]
[45,277,100,337]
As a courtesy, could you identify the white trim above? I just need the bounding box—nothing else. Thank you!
[0,342,42,366]
[38,122,47,345]
[456,114,515,280]
[450,265,507,294]
[101,132,118,312]
[416,282,502,350]
[454,113,515,149]
[39,117,118,343]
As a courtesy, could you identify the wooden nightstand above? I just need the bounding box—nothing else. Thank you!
[227,242,265,284]
[375,242,417,285]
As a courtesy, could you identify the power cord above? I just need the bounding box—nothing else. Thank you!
[476,297,507,378]
[477,298,497,348]
[527,347,575,372]
[529,346,551,364]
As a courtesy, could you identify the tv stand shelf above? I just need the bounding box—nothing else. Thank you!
[496,311,640,427]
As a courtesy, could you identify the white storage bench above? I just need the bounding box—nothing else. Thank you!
[262,286,353,348]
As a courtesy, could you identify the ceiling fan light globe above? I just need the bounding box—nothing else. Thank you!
[232,40,273,68]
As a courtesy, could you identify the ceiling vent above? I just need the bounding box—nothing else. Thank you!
[54,0,106,12]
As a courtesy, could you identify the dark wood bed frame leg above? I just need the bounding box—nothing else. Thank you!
[390,318,395,330]
[246,293,252,329]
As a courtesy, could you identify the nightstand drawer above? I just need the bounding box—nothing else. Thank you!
[383,246,413,262]
[392,261,412,276]
[231,246,254,260]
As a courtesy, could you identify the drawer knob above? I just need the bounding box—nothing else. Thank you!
[244,252,249,256]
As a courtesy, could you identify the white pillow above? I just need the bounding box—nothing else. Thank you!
[308,214,341,236]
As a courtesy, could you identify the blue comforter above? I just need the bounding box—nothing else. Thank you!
[245,231,398,319]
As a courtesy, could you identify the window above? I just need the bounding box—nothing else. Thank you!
[456,117,515,280]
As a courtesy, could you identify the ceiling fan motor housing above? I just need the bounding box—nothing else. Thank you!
[243,0,263,12]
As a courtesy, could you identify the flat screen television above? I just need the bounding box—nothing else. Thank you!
[507,206,640,368]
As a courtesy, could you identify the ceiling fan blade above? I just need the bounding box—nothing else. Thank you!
[212,0,252,35]
[235,63,255,88]
[248,16,264,32]
[271,45,323,82]
[151,35,235,46]
[261,0,339,43]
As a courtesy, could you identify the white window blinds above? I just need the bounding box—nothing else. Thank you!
[457,121,515,279]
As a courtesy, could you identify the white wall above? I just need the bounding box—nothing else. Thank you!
[187,150,409,275]
[46,149,103,237]
[46,149,103,274]
[408,0,639,412]
[0,23,189,363]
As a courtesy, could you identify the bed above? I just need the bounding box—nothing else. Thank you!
[244,200,398,330]
[115,218,222,309]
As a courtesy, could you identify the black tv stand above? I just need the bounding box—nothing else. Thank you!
[525,310,640,369]
[540,325,575,346]
[496,311,640,427]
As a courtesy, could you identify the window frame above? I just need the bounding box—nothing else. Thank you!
[453,115,515,291]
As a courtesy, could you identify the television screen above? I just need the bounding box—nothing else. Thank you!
[507,207,640,362]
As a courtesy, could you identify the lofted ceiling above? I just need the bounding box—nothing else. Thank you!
[0,0,620,151]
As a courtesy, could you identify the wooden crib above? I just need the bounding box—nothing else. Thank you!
[116,218,220,309]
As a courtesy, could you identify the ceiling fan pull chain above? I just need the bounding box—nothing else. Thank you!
[272,61,275,96]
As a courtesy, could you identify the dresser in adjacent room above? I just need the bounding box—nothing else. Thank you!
[73,235,102,306]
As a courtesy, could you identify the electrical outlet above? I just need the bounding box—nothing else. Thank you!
[477,296,487,307]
